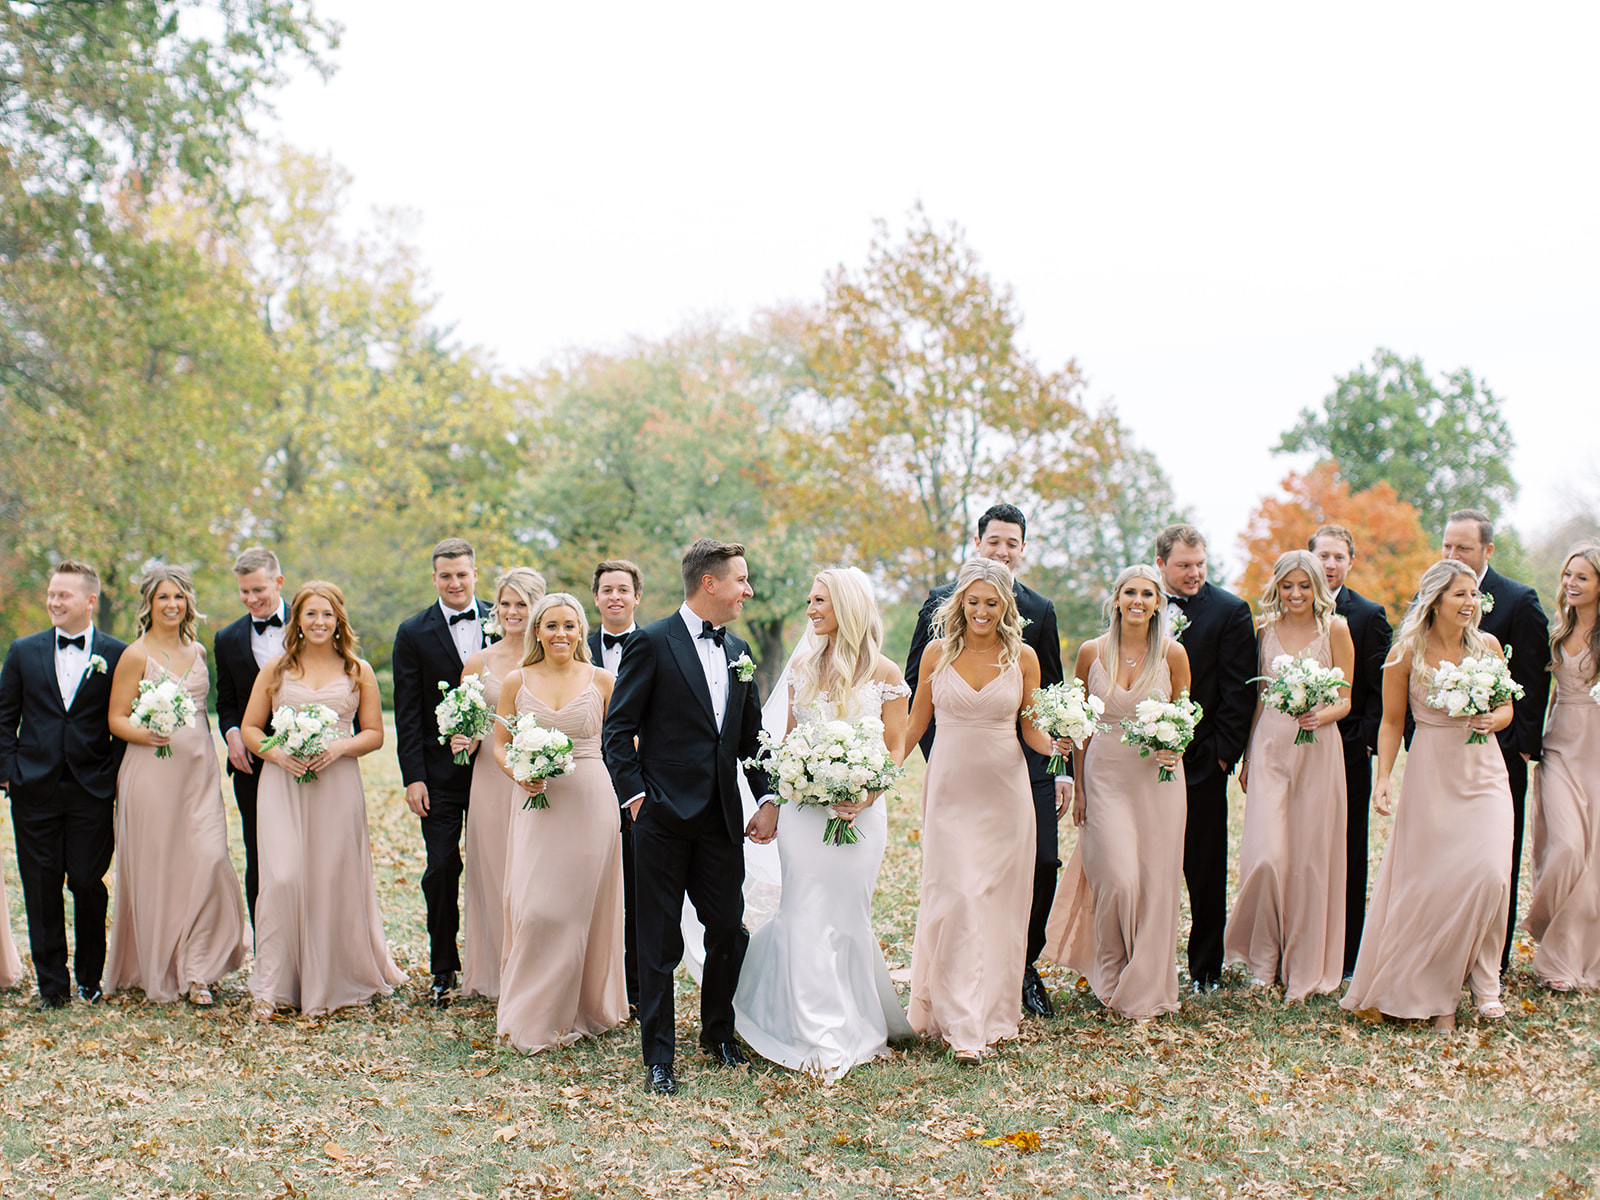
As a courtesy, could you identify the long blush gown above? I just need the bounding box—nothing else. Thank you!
[496,672,627,1052]
[1223,625,1347,1000]
[0,862,25,989]
[1341,667,1511,1019]
[461,666,515,1000]
[103,651,248,1001]
[1043,648,1185,1019]
[733,680,914,1079]
[250,676,404,1014]
[908,663,1034,1056]
[1524,648,1600,990]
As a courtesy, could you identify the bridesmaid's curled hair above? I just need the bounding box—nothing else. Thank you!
[1389,560,1492,673]
[1548,543,1600,687]
[1256,550,1335,633]
[266,581,362,700]
[134,564,205,643]
[931,558,1025,677]
[522,593,592,666]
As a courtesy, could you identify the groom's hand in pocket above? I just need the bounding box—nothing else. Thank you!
[746,801,778,844]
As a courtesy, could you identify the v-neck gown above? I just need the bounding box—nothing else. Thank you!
[250,675,405,1014]
[103,650,247,1001]
[1043,649,1186,1019]
[908,662,1034,1056]
[462,665,517,1000]
[496,677,627,1052]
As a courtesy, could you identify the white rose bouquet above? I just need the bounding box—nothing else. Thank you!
[500,712,576,809]
[1589,679,1600,706]
[258,702,341,781]
[436,675,496,765]
[1427,654,1524,745]
[130,677,197,759]
[1119,691,1203,782]
[1254,653,1347,745]
[744,716,903,846]
[1025,679,1105,773]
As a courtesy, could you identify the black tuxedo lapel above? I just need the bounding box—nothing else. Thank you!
[36,635,66,716]
[428,605,460,666]
[664,619,717,728]
[587,630,602,662]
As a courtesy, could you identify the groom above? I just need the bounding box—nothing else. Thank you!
[603,538,775,1095]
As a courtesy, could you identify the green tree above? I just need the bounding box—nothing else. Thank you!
[1277,347,1517,534]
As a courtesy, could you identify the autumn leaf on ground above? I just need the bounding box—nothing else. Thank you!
[979,1131,1042,1152]
[324,1142,348,1161]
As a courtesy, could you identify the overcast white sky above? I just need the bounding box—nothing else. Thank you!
[270,2,1598,574]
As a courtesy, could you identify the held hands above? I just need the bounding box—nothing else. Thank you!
[144,731,172,750]
[627,795,644,822]
[1154,749,1179,770]
[225,728,254,774]
[745,802,779,844]
[1238,760,1249,793]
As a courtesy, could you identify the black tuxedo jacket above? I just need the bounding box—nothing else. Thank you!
[1334,585,1392,754]
[602,614,772,844]
[392,599,496,795]
[1172,582,1257,786]
[905,577,1066,783]
[587,627,635,666]
[1478,564,1551,760]
[0,628,128,801]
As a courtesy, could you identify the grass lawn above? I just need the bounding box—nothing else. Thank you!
[0,719,1595,1198]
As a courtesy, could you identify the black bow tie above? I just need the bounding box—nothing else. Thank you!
[253,612,283,635]
[698,620,726,647]
[603,632,628,651]
[1166,593,1190,610]
[448,608,478,627]
[57,633,86,651]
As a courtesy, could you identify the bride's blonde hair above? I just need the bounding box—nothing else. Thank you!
[790,567,883,713]
[932,558,1025,676]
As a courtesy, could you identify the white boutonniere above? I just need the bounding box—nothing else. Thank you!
[1478,593,1494,616]
[481,615,503,641]
[88,654,108,676]
[731,653,756,682]
[1169,613,1191,641]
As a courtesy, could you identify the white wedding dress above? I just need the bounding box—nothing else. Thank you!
[729,678,915,1079]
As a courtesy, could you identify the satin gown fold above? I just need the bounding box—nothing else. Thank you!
[497,678,627,1052]
[1341,667,1511,1019]
[1524,648,1600,990]
[1224,625,1347,1000]
[1043,649,1185,1019]
[462,666,515,1000]
[250,676,405,1014]
[103,651,248,1001]
[733,680,914,1078]
[908,663,1033,1055]
[0,841,26,988]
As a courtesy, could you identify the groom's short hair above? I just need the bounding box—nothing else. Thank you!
[682,539,746,597]
[233,547,281,577]
[431,537,475,566]
[50,559,100,596]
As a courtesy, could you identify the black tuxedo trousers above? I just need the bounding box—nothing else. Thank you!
[13,778,114,997]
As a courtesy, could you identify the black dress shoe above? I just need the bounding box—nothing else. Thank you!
[1190,977,1220,995]
[429,972,455,1008]
[645,1064,678,1095]
[1021,965,1055,1018]
[37,993,68,1011]
[77,985,103,1005]
[703,1040,749,1068]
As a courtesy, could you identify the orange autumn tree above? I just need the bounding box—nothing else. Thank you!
[1236,461,1436,620]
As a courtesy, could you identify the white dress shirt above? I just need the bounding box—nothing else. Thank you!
[54,623,94,708]
[249,601,289,669]
[598,622,637,675]
[680,603,728,730]
[439,598,483,664]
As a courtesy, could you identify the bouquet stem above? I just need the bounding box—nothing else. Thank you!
[295,767,320,783]
[1466,730,1490,746]
[823,816,862,846]
[155,745,173,760]
[522,791,550,810]
[1156,764,1176,783]
[1293,728,1319,746]
[452,748,472,766]
[1045,751,1069,775]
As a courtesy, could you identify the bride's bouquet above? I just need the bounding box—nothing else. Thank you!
[500,712,576,809]
[745,716,904,846]
[436,675,496,765]
[1119,692,1203,782]
[1427,654,1524,745]
[1025,679,1105,773]
[130,677,197,759]
[1255,654,1347,745]
[258,702,341,781]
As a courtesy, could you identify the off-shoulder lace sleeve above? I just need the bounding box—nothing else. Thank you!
[873,680,912,704]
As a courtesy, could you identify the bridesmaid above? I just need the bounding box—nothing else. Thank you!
[0,870,20,990]
[1042,564,1191,1021]
[453,566,545,1002]
[493,592,627,1051]
[1225,550,1353,1001]
[103,566,247,1005]
[241,582,404,1017]
[1524,543,1600,991]
[1342,560,1513,1031]
[904,557,1057,1062]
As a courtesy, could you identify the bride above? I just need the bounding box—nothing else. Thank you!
[731,566,915,1078]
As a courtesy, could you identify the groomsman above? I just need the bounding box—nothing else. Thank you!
[1440,509,1550,974]
[393,537,496,1007]
[1154,524,1256,993]
[905,503,1067,1019]
[1308,525,1392,977]
[0,561,127,1007]
[213,546,288,923]
[588,558,644,1014]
